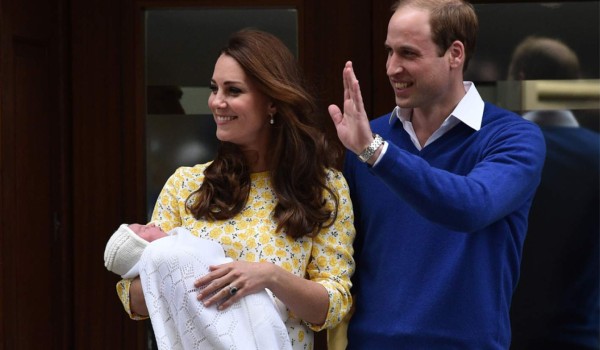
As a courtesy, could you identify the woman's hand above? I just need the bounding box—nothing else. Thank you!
[130,277,149,316]
[194,261,274,311]
[194,260,329,325]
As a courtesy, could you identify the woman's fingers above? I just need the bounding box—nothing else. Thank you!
[198,280,242,309]
[195,262,243,309]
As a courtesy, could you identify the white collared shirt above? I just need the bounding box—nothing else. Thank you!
[373,82,484,165]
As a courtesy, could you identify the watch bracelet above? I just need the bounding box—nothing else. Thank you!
[357,133,383,162]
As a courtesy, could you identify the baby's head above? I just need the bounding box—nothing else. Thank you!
[104,223,169,277]
[104,223,148,276]
[128,223,167,242]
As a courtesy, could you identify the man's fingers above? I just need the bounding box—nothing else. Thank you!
[328,104,343,124]
[342,61,352,90]
[343,66,352,98]
[342,62,366,113]
[350,79,365,113]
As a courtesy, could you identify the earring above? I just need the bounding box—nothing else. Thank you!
[269,113,274,125]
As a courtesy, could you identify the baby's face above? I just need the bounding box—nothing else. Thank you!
[129,223,167,242]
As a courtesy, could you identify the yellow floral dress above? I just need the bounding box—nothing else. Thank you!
[117,163,355,349]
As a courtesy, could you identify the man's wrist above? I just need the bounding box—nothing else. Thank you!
[357,134,384,163]
[367,141,385,166]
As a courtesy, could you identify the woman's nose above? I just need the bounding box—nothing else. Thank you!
[209,92,226,109]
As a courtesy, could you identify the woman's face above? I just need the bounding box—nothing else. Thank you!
[208,54,275,154]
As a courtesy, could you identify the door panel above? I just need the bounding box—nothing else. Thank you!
[0,0,68,347]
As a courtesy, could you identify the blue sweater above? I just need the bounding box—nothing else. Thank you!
[510,125,599,349]
[344,103,546,349]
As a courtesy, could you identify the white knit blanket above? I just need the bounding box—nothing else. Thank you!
[139,227,292,350]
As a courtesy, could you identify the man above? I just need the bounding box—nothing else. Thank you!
[328,0,546,348]
[507,36,599,350]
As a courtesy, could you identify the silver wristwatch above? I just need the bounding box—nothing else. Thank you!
[357,134,383,163]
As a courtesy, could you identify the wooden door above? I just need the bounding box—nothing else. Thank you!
[0,0,71,348]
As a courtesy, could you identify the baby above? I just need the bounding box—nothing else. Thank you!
[104,223,291,350]
[104,223,167,278]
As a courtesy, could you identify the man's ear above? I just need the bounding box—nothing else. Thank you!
[448,40,465,69]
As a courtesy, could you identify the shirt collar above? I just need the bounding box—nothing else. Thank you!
[389,81,484,131]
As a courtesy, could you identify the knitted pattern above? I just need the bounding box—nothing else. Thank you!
[140,227,292,350]
[104,224,148,276]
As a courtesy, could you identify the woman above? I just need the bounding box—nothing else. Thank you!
[116,29,355,349]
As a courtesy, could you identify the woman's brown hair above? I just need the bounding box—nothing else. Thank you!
[187,28,341,239]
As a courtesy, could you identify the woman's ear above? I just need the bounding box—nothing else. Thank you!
[268,102,277,116]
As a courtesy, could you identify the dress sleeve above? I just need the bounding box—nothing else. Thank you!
[115,278,148,320]
[305,169,356,331]
[150,167,188,231]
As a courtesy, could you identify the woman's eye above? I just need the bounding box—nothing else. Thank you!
[209,84,218,93]
[228,87,242,95]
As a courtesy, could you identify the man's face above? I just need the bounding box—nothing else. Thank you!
[385,6,454,110]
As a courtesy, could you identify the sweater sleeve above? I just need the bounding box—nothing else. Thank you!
[371,119,546,232]
[305,169,356,331]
